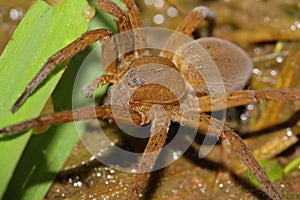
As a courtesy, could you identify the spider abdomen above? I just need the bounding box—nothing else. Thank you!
[174,37,253,95]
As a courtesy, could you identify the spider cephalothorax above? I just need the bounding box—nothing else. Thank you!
[1,1,300,200]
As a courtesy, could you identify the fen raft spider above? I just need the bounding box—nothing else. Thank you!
[1,0,300,199]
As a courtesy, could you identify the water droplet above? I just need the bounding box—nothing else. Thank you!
[253,68,262,75]
[153,14,165,24]
[154,0,165,8]
[254,47,261,55]
[171,189,178,193]
[131,168,137,173]
[172,150,182,160]
[144,0,155,6]
[240,113,248,121]
[270,70,277,76]
[167,7,178,17]
[276,56,283,63]
[107,174,112,179]
[283,136,288,141]
[9,8,23,20]
[290,25,296,31]
[89,155,96,161]
[83,6,96,21]
[247,104,254,110]
[200,187,205,193]
[286,128,293,136]
[295,21,300,29]
[73,181,82,187]
[68,177,72,183]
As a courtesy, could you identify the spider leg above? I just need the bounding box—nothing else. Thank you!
[95,0,135,64]
[221,126,283,200]
[197,88,300,113]
[1,105,142,135]
[171,111,283,200]
[82,0,148,98]
[82,0,149,98]
[160,6,215,59]
[81,76,108,98]
[121,0,148,56]
[102,33,119,74]
[81,34,120,98]
[11,29,114,112]
[128,105,170,200]
[81,65,131,98]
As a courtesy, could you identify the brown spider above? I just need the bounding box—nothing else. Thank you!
[1,0,300,199]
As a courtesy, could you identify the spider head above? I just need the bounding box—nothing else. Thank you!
[107,56,187,113]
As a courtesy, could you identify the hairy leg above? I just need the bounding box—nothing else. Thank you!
[160,6,215,59]
[82,0,149,98]
[81,33,120,99]
[128,105,170,200]
[101,34,119,73]
[11,87,300,126]
[11,29,114,112]
[1,105,142,134]
[171,111,283,200]
[197,88,300,113]
[121,0,148,56]
[95,0,135,64]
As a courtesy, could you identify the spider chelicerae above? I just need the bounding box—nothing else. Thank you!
[1,0,300,199]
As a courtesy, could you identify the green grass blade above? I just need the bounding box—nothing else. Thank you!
[0,0,90,198]
[0,0,123,198]
[3,55,87,200]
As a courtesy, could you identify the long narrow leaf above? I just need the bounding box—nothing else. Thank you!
[0,0,90,198]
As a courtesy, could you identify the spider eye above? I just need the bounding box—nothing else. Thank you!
[126,70,144,87]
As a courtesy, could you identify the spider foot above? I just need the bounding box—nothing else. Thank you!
[82,82,97,98]
[82,75,118,98]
